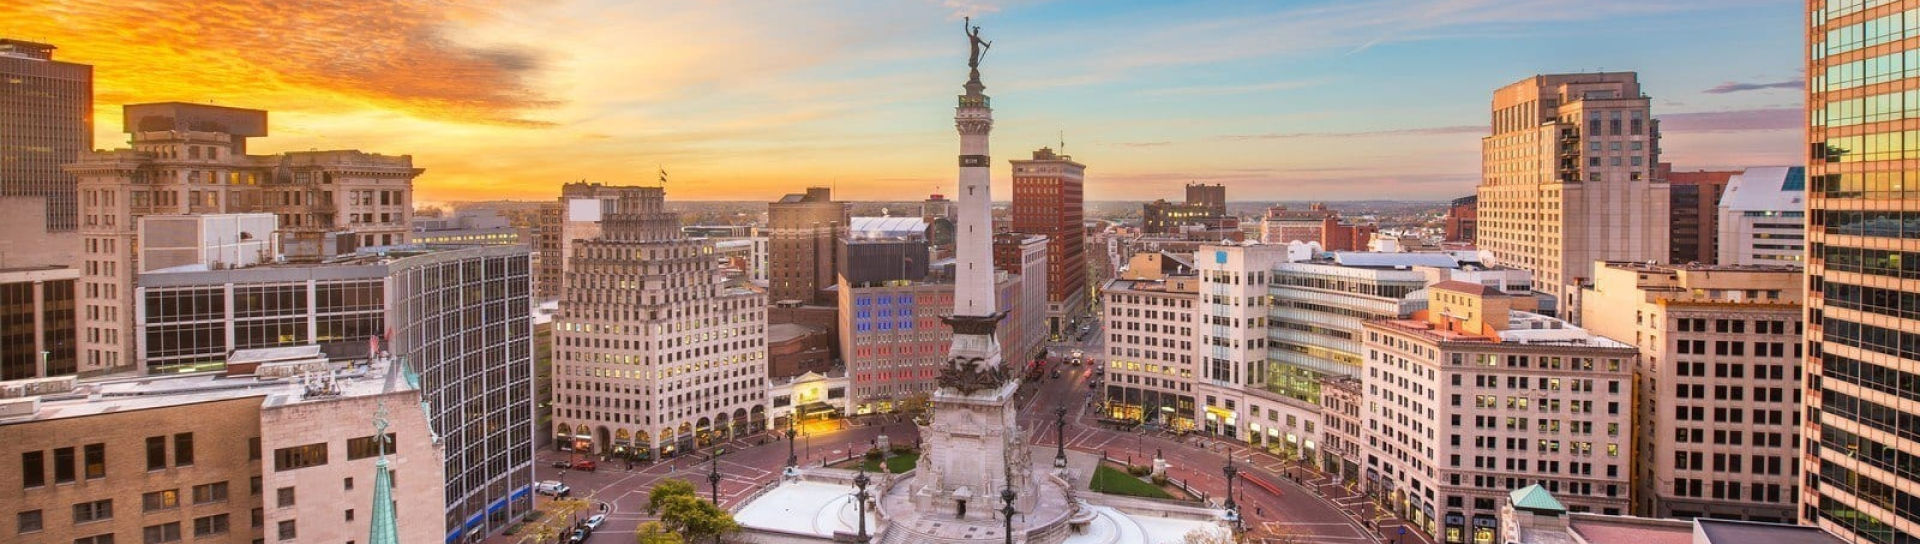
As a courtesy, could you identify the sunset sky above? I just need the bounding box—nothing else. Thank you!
[4,0,1803,204]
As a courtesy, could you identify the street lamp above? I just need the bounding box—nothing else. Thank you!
[1000,485,1017,544]
[707,448,724,505]
[786,420,799,468]
[1054,405,1068,467]
[852,468,872,543]
[1222,456,1240,513]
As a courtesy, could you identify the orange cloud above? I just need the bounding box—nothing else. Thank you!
[2,0,555,128]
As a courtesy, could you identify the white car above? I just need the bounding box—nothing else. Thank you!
[535,481,571,497]
[584,514,606,530]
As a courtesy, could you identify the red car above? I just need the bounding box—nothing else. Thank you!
[571,459,597,472]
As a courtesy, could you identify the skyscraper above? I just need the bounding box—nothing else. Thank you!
[1010,147,1088,336]
[767,187,848,305]
[1477,73,1670,316]
[0,39,91,232]
[1805,3,1920,542]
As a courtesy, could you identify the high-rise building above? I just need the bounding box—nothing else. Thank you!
[1010,147,1088,336]
[1581,262,1802,522]
[995,232,1050,365]
[65,103,421,376]
[536,182,643,301]
[0,266,77,379]
[1805,3,1920,542]
[1443,195,1478,244]
[1192,244,1288,446]
[0,39,92,232]
[767,187,848,305]
[1477,73,1669,315]
[836,272,1017,415]
[1364,282,1637,543]
[1716,167,1806,266]
[550,186,767,461]
[1662,165,1741,265]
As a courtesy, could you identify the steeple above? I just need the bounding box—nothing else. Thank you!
[367,402,400,544]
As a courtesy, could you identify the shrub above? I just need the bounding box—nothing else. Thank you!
[1127,464,1150,477]
[890,444,915,455]
[865,448,884,461]
[1151,473,1169,486]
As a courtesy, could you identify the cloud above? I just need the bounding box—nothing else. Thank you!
[1219,125,1486,140]
[1137,79,1329,97]
[1657,108,1802,132]
[3,0,556,125]
[1106,141,1173,148]
[1703,79,1804,94]
[941,0,1000,19]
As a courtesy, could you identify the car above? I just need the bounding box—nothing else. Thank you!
[1070,349,1084,359]
[584,514,606,531]
[1051,370,1062,379]
[551,460,571,468]
[568,528,590,543]
[535,481,571,497]
[571,459,597,472]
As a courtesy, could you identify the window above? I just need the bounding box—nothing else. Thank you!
[277,487,296,508]
[251,508,263,529]
[250,476,262,497]
[143,489,180,512]
[192,482,228,504]
[173,434,193,466]
[143,522,181,544]
[278,520,297,541]
[192,514,230,537]
[273,443,327,471]
[74,534,114,544]
[346,434,397,460]
[72,499,112,523]
[345,509,354,521]
[53,447,75,483]
[84,444,105,479]
[17,509,42,534]
[146,436,166,470]
[21,451,43,488]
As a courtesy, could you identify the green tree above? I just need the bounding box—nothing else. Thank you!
[643,479,738,542]
[635,521,685,544]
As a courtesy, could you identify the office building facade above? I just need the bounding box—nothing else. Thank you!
[767,187,848,305]
[1010,147,1088,335]
[0,39,91,232]
[1804,3,1920,541]
[1477,73,1669,313]
[1716,167,1807,266]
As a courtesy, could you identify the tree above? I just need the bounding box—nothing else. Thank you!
[1178,526,1236,544]
[644,478,738,542]
[636,521,685,544]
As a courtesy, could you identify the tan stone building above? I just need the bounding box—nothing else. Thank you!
[1100,273,1198,430]
[550,186,768,459]
[1363,282,1636,544]
[1581,262,1801,522]
[1318,376,1363,483]
[64,103,420,376]
[1477,73,1669,316]
[0,349,444,544]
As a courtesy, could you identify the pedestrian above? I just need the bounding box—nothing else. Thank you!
[1255,505,1262,517]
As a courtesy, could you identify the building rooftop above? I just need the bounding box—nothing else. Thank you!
[2,349,414,425]
[1329,252,1463,269]
[1719,166,1805,212]
[1509,484,1566,513]
[768,323,827,344]
[850,216,928,239]
[1372,312,1631,349]
[1693,519,1848,544]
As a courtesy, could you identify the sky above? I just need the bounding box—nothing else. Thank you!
[3,0,1805,204]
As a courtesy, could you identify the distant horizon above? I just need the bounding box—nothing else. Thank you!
[7,1,1802,203]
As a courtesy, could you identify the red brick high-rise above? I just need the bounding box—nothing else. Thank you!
[1009,147,1086,335]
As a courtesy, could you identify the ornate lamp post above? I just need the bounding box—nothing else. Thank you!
[786,420,799,468]
[707,449,724,505]
[1054,405,1069,467]
[852,468,872,543]
[1222,456,1240,513]
[1000,485,1017,544]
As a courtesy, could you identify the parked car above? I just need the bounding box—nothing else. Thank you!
[568,527,590,543]
[584,514,606,531]
[571,459,597,472]
[551,460,571,469]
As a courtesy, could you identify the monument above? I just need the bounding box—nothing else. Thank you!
[912,15,1036,521]
[731,19,1227,543]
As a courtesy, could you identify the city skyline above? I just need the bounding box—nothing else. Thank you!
[3,0,1802,204]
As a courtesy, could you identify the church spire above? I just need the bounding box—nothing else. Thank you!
[367,402,400,544]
